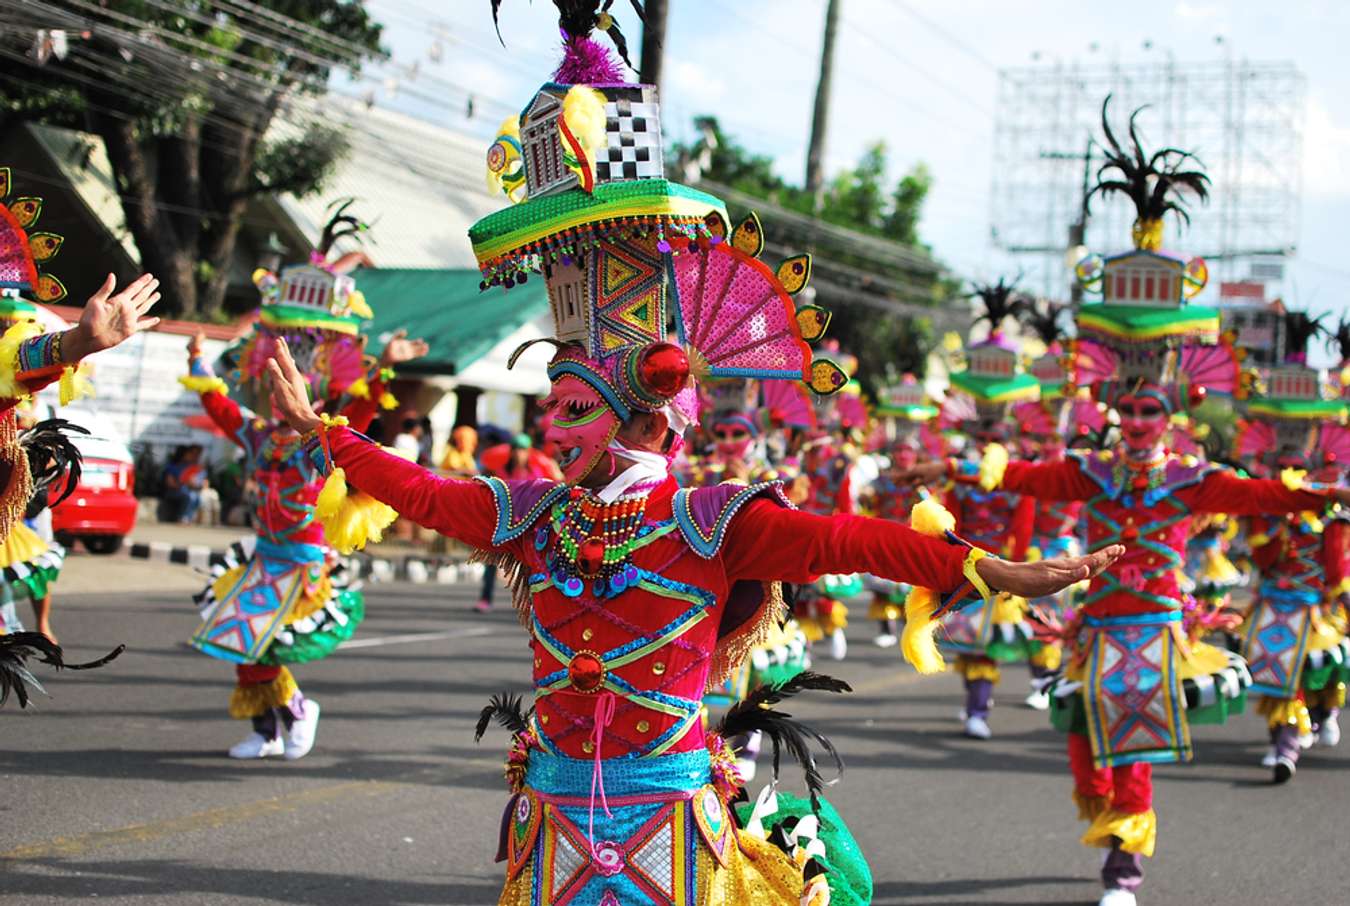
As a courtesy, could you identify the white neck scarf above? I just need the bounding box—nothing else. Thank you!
[595,440,668,503]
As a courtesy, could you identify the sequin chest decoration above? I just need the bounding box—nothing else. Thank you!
[539,488,652,598]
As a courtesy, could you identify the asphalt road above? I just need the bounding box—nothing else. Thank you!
[3,558,1348,905]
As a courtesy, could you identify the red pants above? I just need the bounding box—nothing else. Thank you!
[236,664,282,686]
[1068,732,1152,813]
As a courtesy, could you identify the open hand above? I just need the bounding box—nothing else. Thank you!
[379,329,429,367]
[265,338,322,434]
[65,273,161,362]
[976,545,1124,599]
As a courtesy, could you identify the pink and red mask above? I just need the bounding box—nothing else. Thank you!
[1115,388,1172,452]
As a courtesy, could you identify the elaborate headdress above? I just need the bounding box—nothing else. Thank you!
[1235,309,1348,474]
[0,168,66,320]
[1067,97,1245,412]
[472,1,844,439]
[223,199,376,412]
[1014,301,1106,445]
[942,278,1039,439]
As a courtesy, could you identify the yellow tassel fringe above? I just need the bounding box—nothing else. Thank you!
[1082,806,1157,857]
[315,466,398,555]
[228,666,299,719]
[900,498,959,674]
[1257,696,1312,735]
[179,374,229,395]
[978,442,1009,491]
[58,364,94,406]
[346,377,370,399]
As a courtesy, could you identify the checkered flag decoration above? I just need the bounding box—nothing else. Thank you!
[596,88,663,182]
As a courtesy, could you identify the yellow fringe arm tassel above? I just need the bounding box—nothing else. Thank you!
[311,414,399,554]
[900,498,995,674]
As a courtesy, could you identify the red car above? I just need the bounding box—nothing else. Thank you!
[52,432,138,555]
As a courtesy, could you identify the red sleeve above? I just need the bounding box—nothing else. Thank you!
[721,499,969,592]
[327,426,501,550]
[1324,520,1348,589]
[836,470,854,516]
[1010,495,1035,561]
[944,486,962,535]
[1002,459,1098,502]
[1182,472,1326,516]
[199,389,245,444]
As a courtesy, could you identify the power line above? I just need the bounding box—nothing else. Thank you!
[889,0,1000,73]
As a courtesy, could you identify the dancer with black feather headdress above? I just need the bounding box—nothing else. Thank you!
[180,200,428,761]
[259,5,1122,903]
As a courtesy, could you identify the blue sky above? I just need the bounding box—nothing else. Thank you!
[352,0,1349,358]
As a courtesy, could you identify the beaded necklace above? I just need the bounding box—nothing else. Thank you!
[538,488,649,598]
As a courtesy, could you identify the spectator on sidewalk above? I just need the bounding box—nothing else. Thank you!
[441,425,478,477]
[161,444,207,524]
[391,417,422,459]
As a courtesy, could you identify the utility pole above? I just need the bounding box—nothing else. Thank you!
[639,0,667,92]
[1038,140,1095,304]
[805,0,841,215]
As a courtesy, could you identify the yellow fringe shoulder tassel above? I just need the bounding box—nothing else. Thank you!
[901,498,957,674]
[978,442,1009,491]
[59,364,94,406]
[178,374,229,395]
[314,465,398,555]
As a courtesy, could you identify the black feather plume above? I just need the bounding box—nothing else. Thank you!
[967,277,1028,335]
[20,418,88,509]
[1282,310,1328,361]
[1087,95,1210,228]
[490,0,645,67]
[1327,316,1350,364]
[317,198,369,257]
[0,632,125,709]
[716,671,851,811]
[1019,301,1066,347]
[474,692,532,742]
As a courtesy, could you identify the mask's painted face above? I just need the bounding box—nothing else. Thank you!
[1041,436,1067,461]
[1116,392,1170,452]
[711,421,753,460]
[542,375,621,485]
[893,446,918,471]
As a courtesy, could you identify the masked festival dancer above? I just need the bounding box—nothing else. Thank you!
[862,376,938,647]
[263,10,1120,901]
[0,168,160,623]
[935,279,1039,739]
[901,99,1350,906]
[1231,316,1350,783]
[182,207,427,760]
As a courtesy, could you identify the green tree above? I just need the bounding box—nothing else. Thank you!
[883,162,931,246]
[0,1,384,318]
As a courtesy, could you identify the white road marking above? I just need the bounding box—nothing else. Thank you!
[338,626,497,649]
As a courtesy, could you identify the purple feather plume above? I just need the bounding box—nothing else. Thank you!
[553,31,626,84]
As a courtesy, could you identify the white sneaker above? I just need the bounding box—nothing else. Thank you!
[1260,745,1278,768]
[1025,688,1050,711]
[829,629,847,661]
[1297,732,1315,750]
[1318,714,1340,747]
[963,715,992,739]
[873,633,898,649]
[229,732,284,759]
[284,700,321,760]
[1099,889,1137,906]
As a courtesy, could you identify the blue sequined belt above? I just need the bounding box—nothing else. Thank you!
[526,748,710,802]
[254,537,325,565]
[1258,583,1321,607]
[1083,611,1182,628]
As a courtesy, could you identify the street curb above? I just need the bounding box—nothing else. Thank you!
[121,539,480,586]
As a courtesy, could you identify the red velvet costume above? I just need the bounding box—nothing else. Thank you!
[992,450,1325,847]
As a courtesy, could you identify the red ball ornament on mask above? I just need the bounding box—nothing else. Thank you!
[637,343,690,401]
[1187,385,1206,408]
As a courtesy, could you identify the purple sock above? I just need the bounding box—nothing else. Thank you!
[1102,839,1144,892]
[251,710,280,740]
[1273,724,1301,764]
[965,678,994,719]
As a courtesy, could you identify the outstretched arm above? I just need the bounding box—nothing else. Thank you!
[721,501,1122,600]
[268,336,498,549]
[1185,471,1328,516]
[184,333,244,442]
[901,455,1097,503]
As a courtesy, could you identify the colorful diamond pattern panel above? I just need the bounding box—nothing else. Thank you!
[588,237,665,353]
[1243,599,1311,698]
[1086,623,1189,766]
[190,557,304,663]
